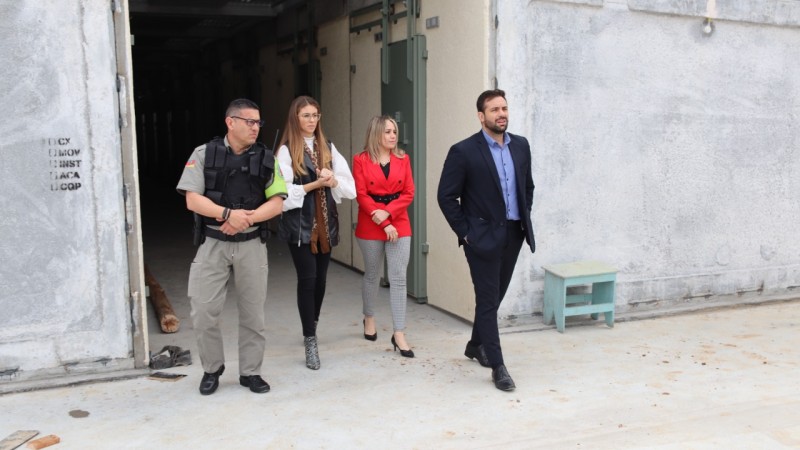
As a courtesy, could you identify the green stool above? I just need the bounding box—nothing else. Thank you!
[542,261,617,333]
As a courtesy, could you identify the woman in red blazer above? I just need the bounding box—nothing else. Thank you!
[353,115,416,358]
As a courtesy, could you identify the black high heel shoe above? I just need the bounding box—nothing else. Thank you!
[391,335,415,358]
[363,319,377,341]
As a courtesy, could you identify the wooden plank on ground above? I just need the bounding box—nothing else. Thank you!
[0,430,39,450]
[144,264,180,333]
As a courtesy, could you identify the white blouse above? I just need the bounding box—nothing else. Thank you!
[277,137,356,212]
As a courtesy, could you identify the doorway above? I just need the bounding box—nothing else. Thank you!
[127,1,332,350]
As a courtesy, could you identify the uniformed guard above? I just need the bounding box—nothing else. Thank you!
[177,98,287,396]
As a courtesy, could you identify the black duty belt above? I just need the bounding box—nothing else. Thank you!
[369,192,401,204]
[205,227,261,242]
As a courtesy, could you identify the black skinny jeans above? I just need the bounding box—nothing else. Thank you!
[288,243,332,337]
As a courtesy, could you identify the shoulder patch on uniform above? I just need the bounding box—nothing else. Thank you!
[185,160,196,168]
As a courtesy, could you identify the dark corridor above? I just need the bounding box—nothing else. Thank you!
[128,0,341,191]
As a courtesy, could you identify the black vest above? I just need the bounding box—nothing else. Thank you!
[201,137,274,227]
[278,147,340,247]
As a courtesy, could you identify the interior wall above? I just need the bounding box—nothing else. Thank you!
[422,0,493,320]
[274,52,298,130]
[258,43,284,139]
[348,13,384,272]
[257,47,297,142]
[318,17,357,266]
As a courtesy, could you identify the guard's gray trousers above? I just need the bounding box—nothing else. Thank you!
[188,237,268,375]
[356,236,411,331]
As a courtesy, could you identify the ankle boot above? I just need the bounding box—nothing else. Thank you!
[304,336,320,370]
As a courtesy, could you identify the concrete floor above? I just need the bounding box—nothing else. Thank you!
[2,184,799,449]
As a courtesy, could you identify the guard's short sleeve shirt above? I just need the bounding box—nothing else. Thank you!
[176,144,208,196]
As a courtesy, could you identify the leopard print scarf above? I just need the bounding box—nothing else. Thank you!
[304,140,331,254]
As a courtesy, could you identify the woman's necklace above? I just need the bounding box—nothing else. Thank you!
[379,151,390,166]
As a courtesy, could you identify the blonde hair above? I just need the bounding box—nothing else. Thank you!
[362,115,406,163]
[278,96,331,175]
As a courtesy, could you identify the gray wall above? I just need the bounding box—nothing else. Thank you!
[495,0,800,318]
[0,0,134,383]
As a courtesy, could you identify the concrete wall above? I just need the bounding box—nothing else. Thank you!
[0,0,135,384]
[495,0,800,319]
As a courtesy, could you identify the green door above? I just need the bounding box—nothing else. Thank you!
[381,36,427,302]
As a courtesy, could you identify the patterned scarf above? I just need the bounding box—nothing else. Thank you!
[304,140,331,254]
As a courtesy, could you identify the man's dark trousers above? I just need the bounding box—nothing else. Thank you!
[465,221,525,368]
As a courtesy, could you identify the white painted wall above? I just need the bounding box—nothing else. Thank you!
[495,0,800,319]
[0,0,134,383]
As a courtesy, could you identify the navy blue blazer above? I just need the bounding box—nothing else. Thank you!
[437,131,535,258]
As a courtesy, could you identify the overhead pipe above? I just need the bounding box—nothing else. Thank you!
[381,0,389,85]
[406,0,417,81]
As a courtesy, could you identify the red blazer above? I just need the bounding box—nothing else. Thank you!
[353,151,415,240]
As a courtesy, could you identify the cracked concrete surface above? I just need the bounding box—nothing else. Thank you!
[1,248,798,449]
[1,184,798,448]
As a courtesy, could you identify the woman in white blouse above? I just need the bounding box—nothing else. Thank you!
[276,96,355,370]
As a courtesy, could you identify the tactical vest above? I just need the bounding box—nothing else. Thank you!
[201,137,275,227]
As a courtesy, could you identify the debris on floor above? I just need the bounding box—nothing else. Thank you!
[0,430,38,450]
[149,345,192,370]
[24,434,59,450]
[148,372,187,382]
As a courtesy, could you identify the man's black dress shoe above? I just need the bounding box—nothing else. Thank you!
[239,375,271,393]
[464,343,490,367]
[492,364,516,391]
[199,364,225,396]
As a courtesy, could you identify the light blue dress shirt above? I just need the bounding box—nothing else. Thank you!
[481,129,520,220]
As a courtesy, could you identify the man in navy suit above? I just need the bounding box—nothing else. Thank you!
[437,89,535,391]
